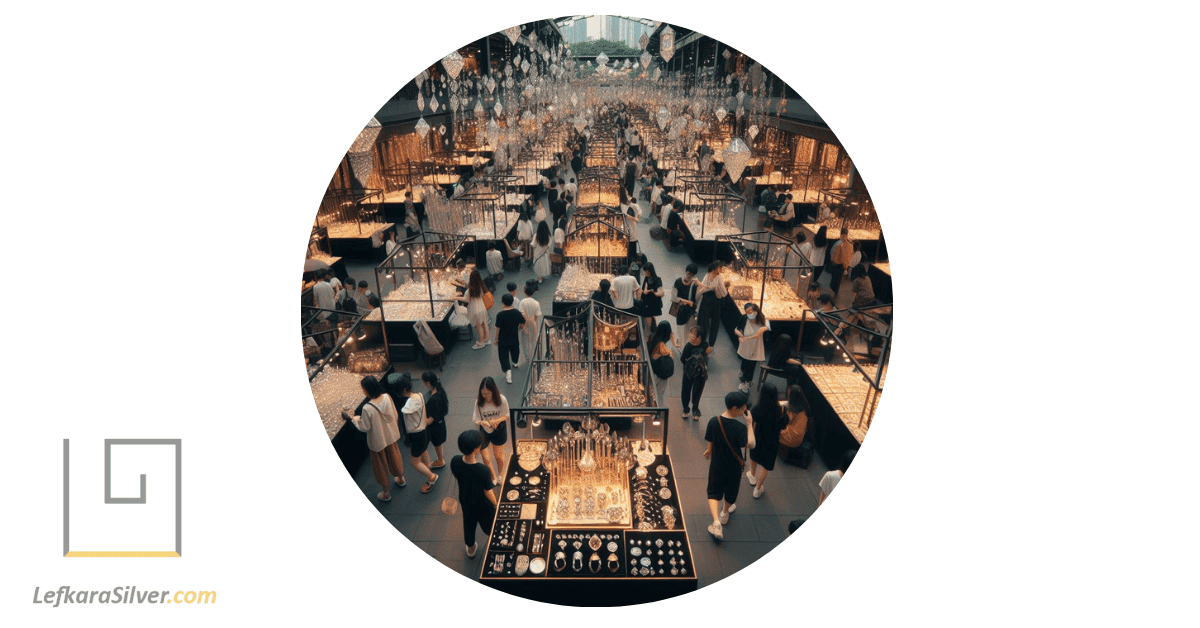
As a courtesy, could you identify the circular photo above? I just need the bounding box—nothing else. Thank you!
[302,16,891,606]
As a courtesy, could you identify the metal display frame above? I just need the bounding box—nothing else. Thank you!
[813,303,892,432]
[369,231,474,362]
[562,208,630,274]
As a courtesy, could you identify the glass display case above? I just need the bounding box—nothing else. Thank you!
[717,231,815,323]
[317,188,394,257]
[562,207,630,274]
[367,232,474,360]
[576,169,623,208]
[481,301,695,604]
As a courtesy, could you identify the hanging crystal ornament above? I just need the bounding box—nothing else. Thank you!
[442,51,464,80]
[485,76,496,93]
[721,138,751,182]
[416,92,425,111]
[779,97,788,113]
[429,95,440,112]
[450,93,460,111]
[653,67,661,80]
[737,90,746,106]
[595,52,608,67]
[504,76,513,89]
[747,124,759,140]
[659,26,675,62]
[521,58,531,74]
[529,31,538,45]
[494,101,503,117]
[639,32,649,50]
[414,117,431,139]
[735,105,745,119]
[570,93,578,107]
[347,117,382,186]
[656,106,670,130]
[439,124,447,136]
[640,50,652,70]
[474,100,484,116]
[505,25,521,44]
[723,49,732,59]
[715,106,727,122]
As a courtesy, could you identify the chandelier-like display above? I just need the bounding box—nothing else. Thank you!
[659,26,675,62]
[504,24,521,44]
[441,50,464,80]
[721,138,751,182]
[414,117,430,139]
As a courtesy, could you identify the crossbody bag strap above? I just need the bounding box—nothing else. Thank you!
[716,417,744,469]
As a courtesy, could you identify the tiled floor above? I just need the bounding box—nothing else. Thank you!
[331,175,859,596]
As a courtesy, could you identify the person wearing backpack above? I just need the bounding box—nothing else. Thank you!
[680,325,713,421]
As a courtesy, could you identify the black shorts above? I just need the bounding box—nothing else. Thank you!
[408,429,429,457]
[706,468,742,503]
[427,419,447,447]
[481,425,508,446]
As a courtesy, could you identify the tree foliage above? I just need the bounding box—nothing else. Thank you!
[569,38,641,58]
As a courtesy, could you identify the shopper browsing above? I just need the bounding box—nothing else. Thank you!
[420,371,449,469]
[679,325,712,422]
[451,430,498,559]
[610,265,640,315]
[517,283,541,369]
[456,269,491,350]
[472,377,510,484]
[342,375,406,501]
[735,303,771,393]
[746,382,786,499]
[492,293,526,384]
[394,374,439,494]
[702,391,755,539]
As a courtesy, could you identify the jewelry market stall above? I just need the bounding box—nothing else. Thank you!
[576,168,623,208]
[799,304,891,466]
[317,188,394,259]
[680,188,748,264]
[800,188,883,262]
[479,302,697,605]
[368,232,474,363]
[717,232,819,350]
[451,189,520,262]
[304,307,391,474]
[562,208,630,275]
[553,264,615,316]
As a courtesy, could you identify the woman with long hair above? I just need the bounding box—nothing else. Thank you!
[778,384,812,462]
[516,208,534,265]
[457,269,490,349]
[811,225,830,285]
[472,376,510,483]
[767,333,804,387]
[648,320,675,407]
[746,382,786,498]
[532,221,552,283]
[639,261,665,337]
[591,278,614,308]
[735,302,770,393]
[420,371,449,470]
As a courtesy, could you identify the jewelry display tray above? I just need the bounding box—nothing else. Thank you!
[480,450,696,583]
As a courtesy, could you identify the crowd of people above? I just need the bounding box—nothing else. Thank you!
[325,103,876,551]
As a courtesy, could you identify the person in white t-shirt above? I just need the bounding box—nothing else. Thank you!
[516,283,541,369]
[819,450,856,505]
[472,377,511,483]
[313,271,336,320]
[610,265,641,314]
[393,374,439,493]
[485,242,505,280]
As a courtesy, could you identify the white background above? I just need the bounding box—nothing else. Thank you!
[2,0,1197,625]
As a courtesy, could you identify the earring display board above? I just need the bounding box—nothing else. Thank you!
[479,439,697,605]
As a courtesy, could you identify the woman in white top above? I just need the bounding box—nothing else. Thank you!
[819,450,856,505]
[517,283,542,367]
[532,222,552,283]
[516,207,534,265]
[553,218,566,251]
[343,375,406,501]
[392,374,439,493]
[735,302,771,393]
[472,377,510,483]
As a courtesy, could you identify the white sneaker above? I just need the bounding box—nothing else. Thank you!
[466,543,478,558]
[753,485,764,499]
[746,470,757,485]
[707,522,723,539]
[505,370,513,384]
[472,342,484,350]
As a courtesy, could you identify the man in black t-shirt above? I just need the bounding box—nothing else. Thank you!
[492,293,526,384]
[703,391,756,540]
[451,430,498,558]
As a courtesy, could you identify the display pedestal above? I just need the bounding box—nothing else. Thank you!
[479,441,698,606]
[869,262,892,304]
[795,365,866,467]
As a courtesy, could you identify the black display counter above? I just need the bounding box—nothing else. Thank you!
[868,263,892,305]
[794,367,863,469]
[479,443,698,606]
[330,419,369,475]
[379,309,457,362]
